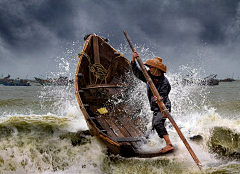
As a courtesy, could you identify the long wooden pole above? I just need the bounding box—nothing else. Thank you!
[123,31,202,170]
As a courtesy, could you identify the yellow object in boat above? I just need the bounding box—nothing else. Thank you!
[97,107,108,114]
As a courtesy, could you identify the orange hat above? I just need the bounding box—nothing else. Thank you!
[144,57,167,73]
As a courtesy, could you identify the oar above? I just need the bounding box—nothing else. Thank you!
[123,31,202,170]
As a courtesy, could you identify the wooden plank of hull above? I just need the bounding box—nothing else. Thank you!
[111,137,142,142]
[92,110,133,148]
[101,115,128,138]
[101,115,125,137]
[116,115,144,151]
[100,114,133,152]
[93,35,100,64]
[94,116,116,137]
[81,84,126,89]
[117,114,144,137]
[93,110,143,156]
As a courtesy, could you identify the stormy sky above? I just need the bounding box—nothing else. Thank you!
[1,0,240,79]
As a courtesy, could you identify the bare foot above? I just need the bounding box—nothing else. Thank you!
[160,144,174,154]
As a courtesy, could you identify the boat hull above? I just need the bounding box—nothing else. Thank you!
[2,78,30,86]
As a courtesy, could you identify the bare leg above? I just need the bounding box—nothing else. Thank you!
[160,134,174,153]
[163,134,172,145]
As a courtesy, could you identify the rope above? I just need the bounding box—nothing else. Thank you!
[90,63,108,84]
[78,52,108,84]
[78,52,90,61]
[161,108,169,114]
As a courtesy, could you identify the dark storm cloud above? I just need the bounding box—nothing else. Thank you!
[119,0,239,45]
[29,1,75,38]
[0,1,237,47]
[1,0,240,79]
[0,0,75,53]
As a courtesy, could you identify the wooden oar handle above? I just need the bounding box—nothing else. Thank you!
[123,31,136,52]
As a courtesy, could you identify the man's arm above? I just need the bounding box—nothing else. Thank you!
[131,60,147,83]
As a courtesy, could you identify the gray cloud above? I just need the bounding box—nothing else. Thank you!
[1,0,240,79]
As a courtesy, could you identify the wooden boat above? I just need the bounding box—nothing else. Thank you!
[3,78,30,86]
[75,34,167,158]
[202,74,219,86]
[0,75,11,84]
[220,78,235,82]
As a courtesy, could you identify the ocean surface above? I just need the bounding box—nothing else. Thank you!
[0,78,240,174]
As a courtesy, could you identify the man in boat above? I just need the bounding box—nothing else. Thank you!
[131,51,174,154]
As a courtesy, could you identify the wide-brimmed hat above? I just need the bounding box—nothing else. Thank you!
[144,57,167,73]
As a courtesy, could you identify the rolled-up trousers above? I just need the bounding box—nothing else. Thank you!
[152,111,168,138]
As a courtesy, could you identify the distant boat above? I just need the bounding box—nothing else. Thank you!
[0,75,11,84]
[220,78,235,82]
[2,78,30,86]
[34,76,73,86]
[201,74,219,86]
